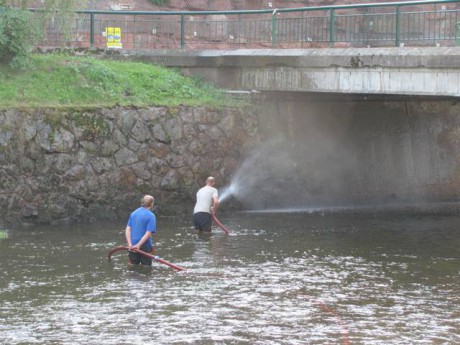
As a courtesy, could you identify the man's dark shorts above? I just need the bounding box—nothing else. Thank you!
[128,243,153,266]
[193,212,212,232]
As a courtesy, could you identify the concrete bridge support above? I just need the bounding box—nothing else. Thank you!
[120,47,460,97]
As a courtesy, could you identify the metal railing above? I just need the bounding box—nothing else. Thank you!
[30,0,460,50]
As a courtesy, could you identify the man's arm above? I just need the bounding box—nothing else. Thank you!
[131,231,152,250]
[211,195,219,214]
[125,225,132,247]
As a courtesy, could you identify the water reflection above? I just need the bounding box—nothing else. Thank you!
[0,213,459,344]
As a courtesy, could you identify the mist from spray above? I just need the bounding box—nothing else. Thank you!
[218,143,275,204]
[218,139,303,208]
[218,98,450,213]
[217,101,360,210]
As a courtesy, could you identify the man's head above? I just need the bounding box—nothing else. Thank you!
[141,195,155,209]
[206,176,215,187]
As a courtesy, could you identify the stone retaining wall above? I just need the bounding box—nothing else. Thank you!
[0,106,258,227]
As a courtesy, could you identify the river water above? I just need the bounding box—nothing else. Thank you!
[0,210,459,344]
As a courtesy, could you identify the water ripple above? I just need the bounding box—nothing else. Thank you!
[0,214,459,344]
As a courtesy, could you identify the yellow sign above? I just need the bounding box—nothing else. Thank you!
[106,27,122,49]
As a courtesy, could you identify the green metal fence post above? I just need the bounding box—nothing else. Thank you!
[271,9,277,47]
[133,14,136,49]
[456,22,460,46]
[238,13,242,47]
[395,5,401,47]
[90,13,94,47]
[329,9,335,47]
[180,14,185,49]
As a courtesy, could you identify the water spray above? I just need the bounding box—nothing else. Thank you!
[217,140,293,209]
[218,183,239,204]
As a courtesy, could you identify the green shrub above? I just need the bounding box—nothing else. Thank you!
[0,8,34,69]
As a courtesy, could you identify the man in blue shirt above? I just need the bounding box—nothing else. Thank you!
[125,195,157,266]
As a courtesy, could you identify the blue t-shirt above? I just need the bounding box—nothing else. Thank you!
[127,207,156,247]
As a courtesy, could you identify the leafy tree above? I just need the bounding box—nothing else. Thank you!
[0,7,33,68]
[0,0,86,68]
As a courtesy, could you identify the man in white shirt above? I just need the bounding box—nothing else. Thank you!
[193,176,219,232]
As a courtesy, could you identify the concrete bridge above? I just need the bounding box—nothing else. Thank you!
[119,47,460,97]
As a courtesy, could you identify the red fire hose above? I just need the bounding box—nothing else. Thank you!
[305,294,350,345]
[108,245,185,271]
[212,213,231,234]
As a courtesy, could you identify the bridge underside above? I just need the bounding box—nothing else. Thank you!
[237,94,460,209]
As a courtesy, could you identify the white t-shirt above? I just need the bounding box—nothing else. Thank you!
[193,186,218,214]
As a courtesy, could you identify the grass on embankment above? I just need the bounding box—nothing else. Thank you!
[0,54,240,108]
